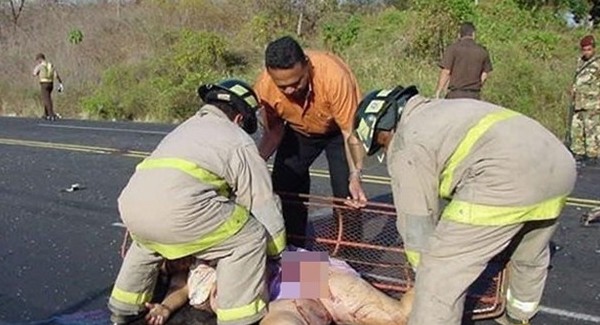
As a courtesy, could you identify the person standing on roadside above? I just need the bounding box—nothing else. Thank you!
[569,35,600,165]
[33,53,63,121]
[435,22,493,100]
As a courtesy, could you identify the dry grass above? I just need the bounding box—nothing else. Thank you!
[0,0,264,118]
[0,0,589,136]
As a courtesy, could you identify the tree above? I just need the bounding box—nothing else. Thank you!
[292,0,337,36]
[7,0,25,28]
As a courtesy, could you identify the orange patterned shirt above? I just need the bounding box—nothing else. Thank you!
[254,50,361,136]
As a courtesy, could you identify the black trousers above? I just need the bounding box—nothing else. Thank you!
[446,89,481,100]
[272,126,350,247]
[40,82,55,117]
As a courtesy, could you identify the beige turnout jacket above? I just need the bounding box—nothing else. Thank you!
[118,104,285,250]
[387,96,576,259]
[109,104,285,318]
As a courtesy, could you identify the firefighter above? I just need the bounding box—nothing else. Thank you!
[108,79,286,325]
[349,86,576,325]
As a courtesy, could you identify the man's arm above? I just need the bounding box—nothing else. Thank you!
[32,63,41,76]
[480,71,489,85]
[228,144,287,257]
[436,45,454,99]
[108,241,163,324]
[329,72,366,206]
[388,145,439,268]
[55,70,63,84]
[480,48,493,87]
[435,68,451,99]
[144,272,189,325]
[55,70,64,92]
[257,106,285,161]
[343,130,367,207]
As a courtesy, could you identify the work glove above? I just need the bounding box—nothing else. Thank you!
[58,83,64,93]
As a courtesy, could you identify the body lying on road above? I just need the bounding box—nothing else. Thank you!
[144,246,410,325]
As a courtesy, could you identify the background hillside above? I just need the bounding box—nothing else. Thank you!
[0,0,595,137]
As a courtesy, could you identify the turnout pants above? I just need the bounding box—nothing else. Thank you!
[272,126,350,247]
[408,219,558,325]
[109,217,268,325]
[40,82,55,117]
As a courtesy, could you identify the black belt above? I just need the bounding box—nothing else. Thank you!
[287,125,341,139]
[449,88,480,93]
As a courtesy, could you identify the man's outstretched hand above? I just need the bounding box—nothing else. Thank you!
[346,175,367,209]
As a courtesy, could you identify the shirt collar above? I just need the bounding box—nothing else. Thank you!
[197,104,230,120]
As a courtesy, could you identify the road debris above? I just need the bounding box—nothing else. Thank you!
[580,208,600,227]
[62,183,85,193]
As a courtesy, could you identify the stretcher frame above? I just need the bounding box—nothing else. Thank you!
[280,192,507,321]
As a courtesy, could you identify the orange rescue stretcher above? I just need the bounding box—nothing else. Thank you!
[279,193,507,321]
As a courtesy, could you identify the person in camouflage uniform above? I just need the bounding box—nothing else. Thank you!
[570,35,600,164]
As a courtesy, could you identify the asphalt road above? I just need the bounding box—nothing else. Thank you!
[0,117,599,325]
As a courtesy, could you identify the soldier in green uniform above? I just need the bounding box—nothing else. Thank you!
[570,35,600,165]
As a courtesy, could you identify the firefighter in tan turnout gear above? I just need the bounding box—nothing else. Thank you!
[349,86,576,325]
[108,79,286,325]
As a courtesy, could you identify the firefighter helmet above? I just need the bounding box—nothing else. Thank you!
[354,85,418,156]
[197,79,260,134]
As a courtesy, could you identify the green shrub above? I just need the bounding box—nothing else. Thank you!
[321,14,362,53]
[68,28,84,45]
[82,30,228,121]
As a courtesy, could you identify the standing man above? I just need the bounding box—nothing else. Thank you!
[32,53,63,121]
[435,22,493,100]
[254,36,366,247]
[108,79,286,325]
[569,35,600,165]
[350,85,576,325]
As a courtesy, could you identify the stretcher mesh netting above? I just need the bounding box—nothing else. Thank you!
[280,193,507,321]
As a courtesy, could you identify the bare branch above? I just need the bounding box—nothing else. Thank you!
[8,0,26,26]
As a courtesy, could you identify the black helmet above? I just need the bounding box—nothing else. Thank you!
[354,85,418,156]
[198,79,260,134]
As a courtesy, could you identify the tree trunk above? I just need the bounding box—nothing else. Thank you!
[296,11,303,36]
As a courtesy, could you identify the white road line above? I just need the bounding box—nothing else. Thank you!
[538,305,600,323]
[38,123,169,135]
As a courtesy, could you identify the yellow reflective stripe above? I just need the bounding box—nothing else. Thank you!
[137,157,230,197]
[507,289,538,313]
[229,84,258,109]
[405,249,420,268]
[132,205,249,259]
[442,195,566,225]
[266,230,287,256]
[217,297,266,322]
[439,110,520,198]
[111,286,152,305]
